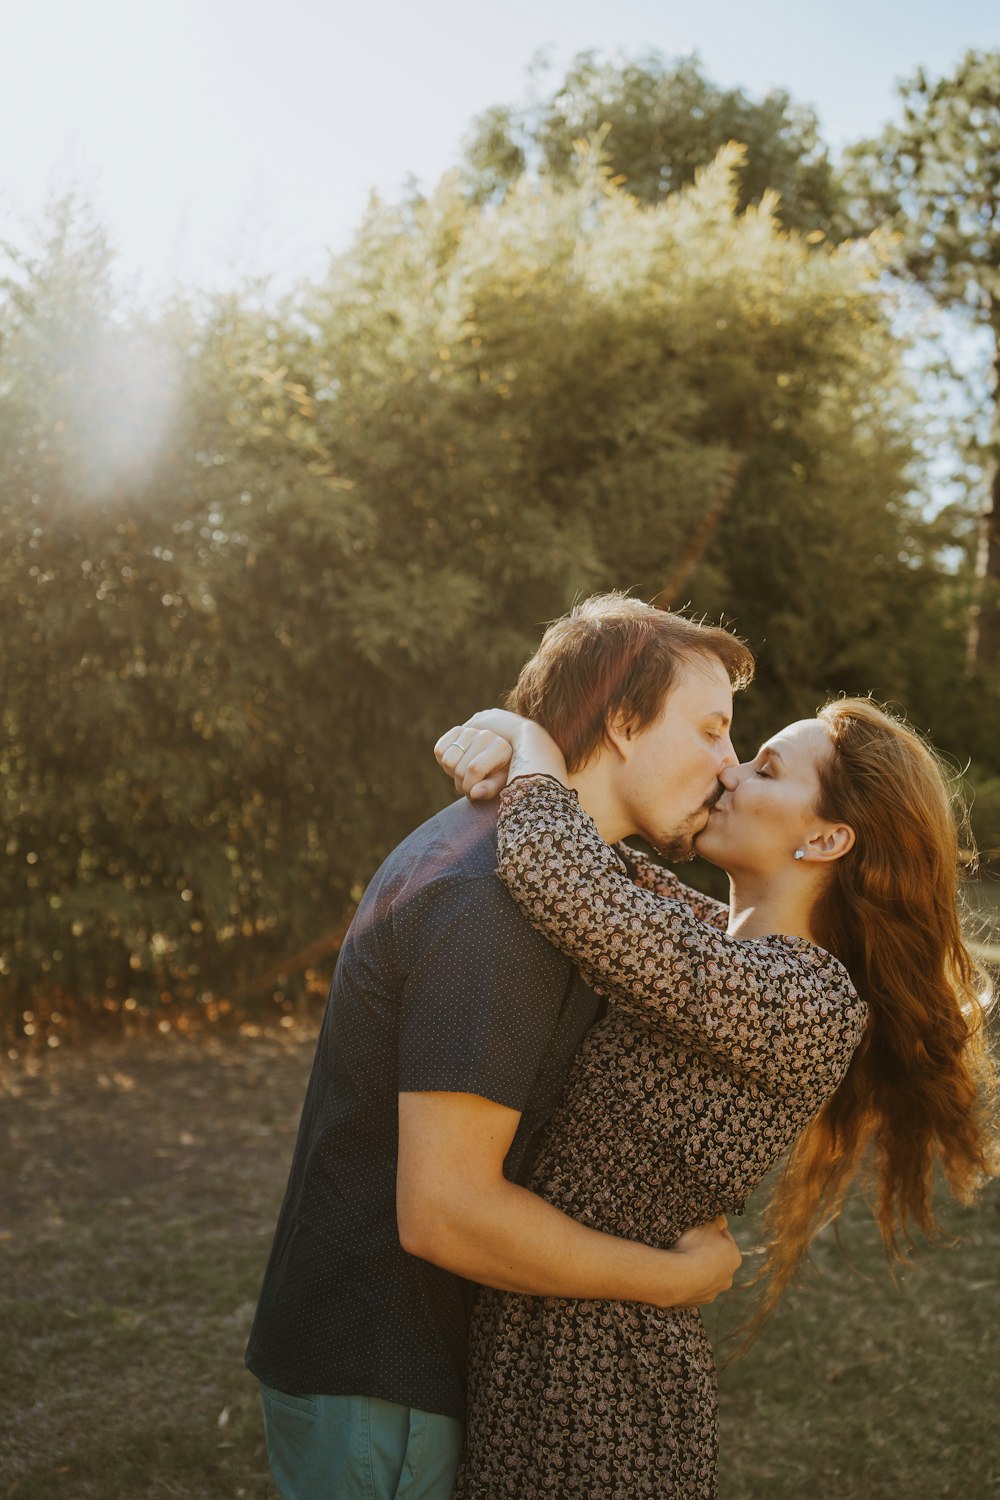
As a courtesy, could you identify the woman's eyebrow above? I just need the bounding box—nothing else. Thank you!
[757,745,785,764]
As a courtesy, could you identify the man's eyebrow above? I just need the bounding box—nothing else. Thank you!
[705,711,732,727]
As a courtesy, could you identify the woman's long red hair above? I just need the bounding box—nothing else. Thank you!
[746,698,998,1341]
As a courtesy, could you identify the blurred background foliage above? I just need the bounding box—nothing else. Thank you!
[3,48,999,1042]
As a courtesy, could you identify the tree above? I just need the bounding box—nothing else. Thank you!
[0,207,376,1027]
[306,146,940,751]
[845,50,1000,668]
[4,155,983,1031]
[462,50,844,235]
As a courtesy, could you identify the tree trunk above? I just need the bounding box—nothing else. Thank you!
[654,464,741,607]
[234,920,352,1005]
[968,322,1000,670]
[970,462,1000,667]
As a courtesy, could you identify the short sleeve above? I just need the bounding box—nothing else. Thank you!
[395,872,571,1111]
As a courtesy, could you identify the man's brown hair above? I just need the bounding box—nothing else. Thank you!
[506,593,755,772]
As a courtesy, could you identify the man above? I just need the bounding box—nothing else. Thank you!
[246,593,754,1500]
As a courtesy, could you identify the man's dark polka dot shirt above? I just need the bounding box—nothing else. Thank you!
[245,795,602,1419]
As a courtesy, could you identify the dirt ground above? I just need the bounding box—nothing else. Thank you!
[0,1025,314,1500]
[2,1023,998,1500]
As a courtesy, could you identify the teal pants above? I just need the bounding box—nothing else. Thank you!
[259,1384,464,1500]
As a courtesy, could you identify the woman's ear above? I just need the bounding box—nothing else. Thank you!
[805,823,856,863]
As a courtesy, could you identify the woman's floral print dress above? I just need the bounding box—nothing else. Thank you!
[453,777,868,1499]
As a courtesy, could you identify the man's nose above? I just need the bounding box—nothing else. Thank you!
[717,736,739,772]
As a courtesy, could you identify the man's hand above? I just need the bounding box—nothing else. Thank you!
[669,1216,742,1305]
[398,1093,742,1308]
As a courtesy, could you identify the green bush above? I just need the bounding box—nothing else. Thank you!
[1,162,994,1034]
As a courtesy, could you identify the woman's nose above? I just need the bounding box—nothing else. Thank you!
[719,763,742,790]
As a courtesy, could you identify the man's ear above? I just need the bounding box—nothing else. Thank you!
[605,710,636,762]
[804,823,856,863]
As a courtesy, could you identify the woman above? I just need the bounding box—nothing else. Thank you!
[434,698,996,1499]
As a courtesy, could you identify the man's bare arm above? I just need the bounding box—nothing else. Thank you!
[397,1092,740,1308]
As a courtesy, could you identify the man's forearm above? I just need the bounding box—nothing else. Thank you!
[402,1176,726,1308]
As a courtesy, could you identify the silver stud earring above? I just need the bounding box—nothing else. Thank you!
[794,849,805,861]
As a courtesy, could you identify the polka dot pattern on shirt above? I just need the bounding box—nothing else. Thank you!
[245,794,603,1419]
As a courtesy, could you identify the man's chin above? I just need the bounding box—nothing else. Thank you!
[639,805,718,862]
[651,808,719,863]
[651,831,699,863]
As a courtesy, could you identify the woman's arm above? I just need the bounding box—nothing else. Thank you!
[618,845,729,931]
[433,715,729,930]
[497,775,866,1096]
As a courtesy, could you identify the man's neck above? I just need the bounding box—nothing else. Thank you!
[566,762,633,845]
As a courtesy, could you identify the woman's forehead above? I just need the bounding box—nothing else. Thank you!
[764,719,831,762]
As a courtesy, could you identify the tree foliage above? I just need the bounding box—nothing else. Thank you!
[845,50,1000,666]
[463,50,844,235]
[845,51,1000,320]
[1,154,993,1036]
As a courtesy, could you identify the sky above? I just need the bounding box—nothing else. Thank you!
[3,0,999,296]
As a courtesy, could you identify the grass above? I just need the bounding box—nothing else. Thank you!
[713,1182,1000,1498]
[0,1029,298,1500]
[1,1024,998,1500]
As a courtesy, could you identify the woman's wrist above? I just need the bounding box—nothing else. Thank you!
[434,709,568,801]
[508,722,569,785]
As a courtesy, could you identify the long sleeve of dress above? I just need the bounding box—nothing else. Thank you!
[614,844,729,930]
[496,777,867,1097]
